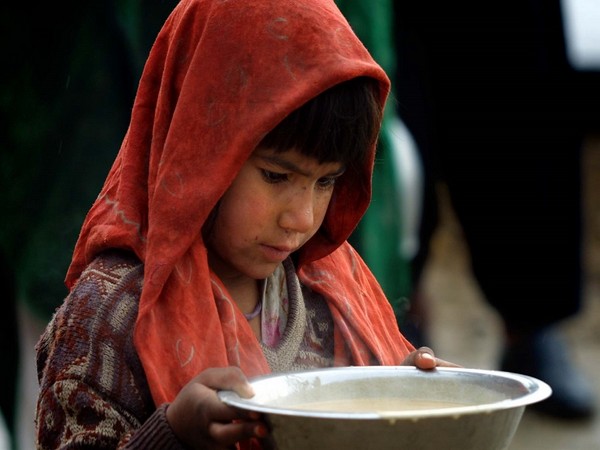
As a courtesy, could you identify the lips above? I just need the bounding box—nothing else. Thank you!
[260,243,296,262]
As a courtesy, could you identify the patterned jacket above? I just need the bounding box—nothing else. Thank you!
[36,250,336,449]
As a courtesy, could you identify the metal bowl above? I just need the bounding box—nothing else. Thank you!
[219,366,551,450]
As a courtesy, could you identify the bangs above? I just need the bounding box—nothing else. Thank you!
[259,77,383,168]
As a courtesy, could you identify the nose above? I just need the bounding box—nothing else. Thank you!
[278,187,316,234]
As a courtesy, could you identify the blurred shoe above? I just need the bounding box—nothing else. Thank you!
[500,327,596,419]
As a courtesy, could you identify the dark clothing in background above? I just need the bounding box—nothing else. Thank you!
[392,1,599,333]
[0,1,178,444]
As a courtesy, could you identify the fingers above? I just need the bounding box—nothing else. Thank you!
[432,356,462,368]
[198,367,255,398]
[402,347,462,369]
[413,346,437,369]
[209,419,269,443]
[166,366,269,449]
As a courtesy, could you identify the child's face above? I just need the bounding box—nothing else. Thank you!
[206,147,345,282]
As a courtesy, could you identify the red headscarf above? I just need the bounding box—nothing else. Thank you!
[66,0,414,406]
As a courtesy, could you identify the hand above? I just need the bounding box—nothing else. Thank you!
[166,366,269,449]
[401,346,461,370]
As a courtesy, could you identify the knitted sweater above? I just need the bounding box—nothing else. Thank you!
[35,251,336,449]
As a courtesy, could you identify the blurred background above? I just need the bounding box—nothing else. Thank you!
[420,133,600,449]
[1,0,598,449]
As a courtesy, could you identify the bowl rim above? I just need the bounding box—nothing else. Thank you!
[218,366,552,419]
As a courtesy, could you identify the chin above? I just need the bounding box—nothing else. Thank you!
[244,263,280,280]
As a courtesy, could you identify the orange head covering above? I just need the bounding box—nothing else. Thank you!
[66,0,413,406]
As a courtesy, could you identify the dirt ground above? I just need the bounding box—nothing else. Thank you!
[420,134,600,449]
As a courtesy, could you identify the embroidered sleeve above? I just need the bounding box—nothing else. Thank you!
[35,252,185,449]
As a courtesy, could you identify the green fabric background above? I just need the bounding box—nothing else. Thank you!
[338,0,412,321]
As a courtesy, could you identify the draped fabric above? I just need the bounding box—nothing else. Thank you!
[65,0,414,406]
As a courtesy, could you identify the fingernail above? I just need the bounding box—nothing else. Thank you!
[255,424,268,438]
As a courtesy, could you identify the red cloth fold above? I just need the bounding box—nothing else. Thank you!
[66,0,414,407]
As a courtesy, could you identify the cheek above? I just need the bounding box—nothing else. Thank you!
[219,186,271,235]
[313,192,334,227]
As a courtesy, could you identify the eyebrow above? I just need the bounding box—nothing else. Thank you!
[257,154,346,178]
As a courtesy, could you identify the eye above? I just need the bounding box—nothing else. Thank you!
[261,169,288,184]
[316,176,337,190]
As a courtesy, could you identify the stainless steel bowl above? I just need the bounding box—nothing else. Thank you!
[219,366,551,450]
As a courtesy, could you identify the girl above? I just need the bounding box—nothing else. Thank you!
[35,0,453,448]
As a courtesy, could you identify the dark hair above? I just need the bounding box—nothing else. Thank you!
[259,77,382,169]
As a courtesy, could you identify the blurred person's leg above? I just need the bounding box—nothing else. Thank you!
[442,107,593,419]
[393,0,595,418]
